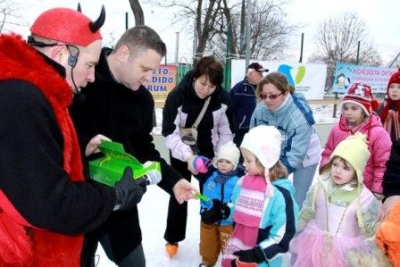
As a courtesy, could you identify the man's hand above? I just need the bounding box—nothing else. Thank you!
[172,179,199,204]
[85,134,111,156]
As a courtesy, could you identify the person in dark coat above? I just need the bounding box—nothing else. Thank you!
[230,62,268,150]
[161,56,234,257]
[70,25,197,267]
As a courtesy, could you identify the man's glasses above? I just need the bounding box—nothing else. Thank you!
[259,92,283,100]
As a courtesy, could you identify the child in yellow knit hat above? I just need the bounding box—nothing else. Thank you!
[290,133,381,267]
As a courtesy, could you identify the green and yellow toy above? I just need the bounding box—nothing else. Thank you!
[89,140,161,186]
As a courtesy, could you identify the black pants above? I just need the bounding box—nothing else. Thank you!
[164,151,210,243]
[164,155,191,243]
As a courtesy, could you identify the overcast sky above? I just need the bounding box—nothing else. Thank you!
[6,0,400,65]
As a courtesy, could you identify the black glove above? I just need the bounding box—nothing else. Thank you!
[201,199,230,224]
[233,246,265,264]
[114,167,146,211]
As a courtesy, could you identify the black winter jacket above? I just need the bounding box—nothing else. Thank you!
[69,47,182,262]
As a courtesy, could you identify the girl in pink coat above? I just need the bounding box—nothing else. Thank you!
[320,83,391,198]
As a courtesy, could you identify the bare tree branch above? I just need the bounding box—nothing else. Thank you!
[310,12,382,91]
[0,0,27,33]
[143,0,297,62]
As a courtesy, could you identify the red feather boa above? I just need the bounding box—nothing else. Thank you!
[0,34,84,267]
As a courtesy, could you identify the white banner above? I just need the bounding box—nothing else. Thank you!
[231,59,327,100]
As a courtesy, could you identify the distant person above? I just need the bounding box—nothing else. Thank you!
[69,26,198,267]
[321,82,391,199]
[250,72,321,208]
[291,134,381,266]
[378,69,400,142]
[162,56,234,257]
[221,125,298,267]
[230,62,268,150]
[197,141,241,267]
[0,6,146,266]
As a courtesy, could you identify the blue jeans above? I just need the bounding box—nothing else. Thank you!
[292,163,318,209]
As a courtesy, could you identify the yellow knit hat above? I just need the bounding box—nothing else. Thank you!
[329,132,371,227]
[330,132,370,185]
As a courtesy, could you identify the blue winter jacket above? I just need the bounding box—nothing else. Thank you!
[250,93,321,173]
[230,78,257,131]
[199,167,241,226]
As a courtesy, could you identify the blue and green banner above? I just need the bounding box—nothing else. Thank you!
[333,63,396,94]
[231,60,327,100]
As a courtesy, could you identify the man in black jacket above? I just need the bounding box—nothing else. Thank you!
[70,25,197,267]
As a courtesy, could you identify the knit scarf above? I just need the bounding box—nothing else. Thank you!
[383,110,400,141]
[222,175,267,267]
[380,99,400,124]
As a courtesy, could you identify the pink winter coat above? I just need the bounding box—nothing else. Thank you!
[320,114,391,194]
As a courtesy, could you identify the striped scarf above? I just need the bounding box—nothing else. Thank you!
[222,175,268,267]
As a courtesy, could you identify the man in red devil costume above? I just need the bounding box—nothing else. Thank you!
[0,6,150,267]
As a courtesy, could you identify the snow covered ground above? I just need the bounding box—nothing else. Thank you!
[95,104,338,267]
[96,179,206,267]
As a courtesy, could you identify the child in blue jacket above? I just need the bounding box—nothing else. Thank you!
[198,141,242,267]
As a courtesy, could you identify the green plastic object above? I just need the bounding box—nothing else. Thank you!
[89,140,161,186]
[194,192,210,202]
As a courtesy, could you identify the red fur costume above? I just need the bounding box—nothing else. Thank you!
[0,34,84,266]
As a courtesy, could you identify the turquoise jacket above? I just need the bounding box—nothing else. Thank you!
[250,93,321,173]
[228,177,299,267]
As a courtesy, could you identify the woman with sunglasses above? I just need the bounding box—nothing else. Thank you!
[250,71,321,209]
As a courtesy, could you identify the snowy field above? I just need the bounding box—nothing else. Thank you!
[96,104,338,267]
[96,179,206,267]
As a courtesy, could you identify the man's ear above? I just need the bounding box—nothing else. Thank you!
[116,45,131,62]
[50,45,69,65]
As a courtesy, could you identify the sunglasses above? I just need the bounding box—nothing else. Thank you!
[259,92,283,100]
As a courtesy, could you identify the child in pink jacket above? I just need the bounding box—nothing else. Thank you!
[320,83,391,199]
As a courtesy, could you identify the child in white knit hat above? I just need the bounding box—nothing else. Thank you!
[222,125,299,267]
[197,141,242,267]
[290,133,381,267]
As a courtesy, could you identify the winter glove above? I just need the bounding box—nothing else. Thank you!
[233,246,265,264]
[114,167,146,211]
[201,199,230,224]
[192,155,210,173]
